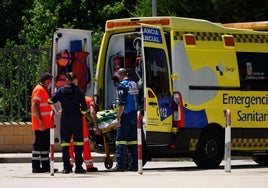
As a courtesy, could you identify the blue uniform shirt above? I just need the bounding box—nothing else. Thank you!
[117,79,139,114]
[49,84,87,116]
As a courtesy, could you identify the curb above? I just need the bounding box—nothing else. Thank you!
[0,152,109,163]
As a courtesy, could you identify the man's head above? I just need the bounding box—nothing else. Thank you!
[66,72,78,85]
[40,73,53,88]
[117,68,128,82]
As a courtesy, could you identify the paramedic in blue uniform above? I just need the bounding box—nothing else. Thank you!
[48,72,87,174]
[111,68,139,172]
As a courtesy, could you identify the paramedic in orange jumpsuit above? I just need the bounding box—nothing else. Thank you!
[69,95,101,172]
[31,73,54,173]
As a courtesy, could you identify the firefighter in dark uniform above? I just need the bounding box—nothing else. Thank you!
[48,72,87,174]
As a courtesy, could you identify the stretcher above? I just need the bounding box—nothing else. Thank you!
[96,110,118,169]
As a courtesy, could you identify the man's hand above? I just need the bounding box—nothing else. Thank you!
[115,118,121,128]
[95,126,101,135]
[39,120,45,131]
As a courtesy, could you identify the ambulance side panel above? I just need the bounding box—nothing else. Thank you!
[171,28,268,153]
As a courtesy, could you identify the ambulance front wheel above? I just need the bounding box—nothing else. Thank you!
[193,127,224,169]
[104,156,113,169]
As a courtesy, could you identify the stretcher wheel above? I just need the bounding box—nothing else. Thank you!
[104,156,113,169]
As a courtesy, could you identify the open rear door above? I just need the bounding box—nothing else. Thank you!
[51,28,94,144]
[140,24,173,145]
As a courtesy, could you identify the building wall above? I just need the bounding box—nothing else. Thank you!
[0,122,61,153]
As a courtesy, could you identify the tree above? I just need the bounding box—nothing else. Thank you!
[211,0,268,23]
[0,0,32,47]
[11,0,137,49]
[132,0,268,23]
[132,0,152,17]
[18,0,60,48]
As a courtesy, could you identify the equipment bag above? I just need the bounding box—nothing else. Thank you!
[72,52,89,91]
[56,49,72,67]
[55,73,67,88]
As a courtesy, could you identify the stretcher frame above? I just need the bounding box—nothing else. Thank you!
[100,123,117,169]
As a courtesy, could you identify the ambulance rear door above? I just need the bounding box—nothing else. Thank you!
[51,28,94,144]
[140,24,173,145]
[52,28,94,96]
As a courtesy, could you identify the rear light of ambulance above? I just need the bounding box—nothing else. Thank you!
[185,34,196,45]
[173,92,185,128]
[223,35,235,47]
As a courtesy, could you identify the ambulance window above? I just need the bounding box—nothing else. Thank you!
[237,52,268,91]
[144,47,170,97]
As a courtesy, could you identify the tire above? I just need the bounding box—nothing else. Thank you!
[104,156,113,169]
[193,129,224,169]
[252,155,268,166]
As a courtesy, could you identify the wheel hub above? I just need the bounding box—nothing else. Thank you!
[205,139,218,159]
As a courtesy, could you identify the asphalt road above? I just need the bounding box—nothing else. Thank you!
[0,159,268,188]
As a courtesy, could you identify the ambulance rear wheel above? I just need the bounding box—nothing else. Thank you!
[193,128,224,169]
[104,157,113,169]
[252,154,268,166]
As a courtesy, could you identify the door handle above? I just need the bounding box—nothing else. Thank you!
[149,102,157,105]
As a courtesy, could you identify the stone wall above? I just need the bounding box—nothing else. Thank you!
[0,122,61,153]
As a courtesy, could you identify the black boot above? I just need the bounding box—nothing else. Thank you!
[41,150,50,172]
[62,146,72,174]
[74,145,86,174]
[32,150,42,173]
[75,166,86,174]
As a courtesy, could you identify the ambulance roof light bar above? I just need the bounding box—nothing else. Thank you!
[106,18,170,29]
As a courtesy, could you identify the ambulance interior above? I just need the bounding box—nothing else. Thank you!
[104,32,143,109]
[104,32,171,109]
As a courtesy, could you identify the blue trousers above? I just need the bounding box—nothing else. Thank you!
[115,111,138,169]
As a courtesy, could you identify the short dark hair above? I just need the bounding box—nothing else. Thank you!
[40,73,53,83]
[66,72,78,82]
[118,68,128,76]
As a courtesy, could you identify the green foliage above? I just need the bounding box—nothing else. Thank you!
[92,26,104,48]
[0,0,32,47]
[210,0,268,22]
[19,0,60,48]
[100,1,126,17]
[132,0,152,17]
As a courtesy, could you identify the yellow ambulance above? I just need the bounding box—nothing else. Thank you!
[94,17,268,168]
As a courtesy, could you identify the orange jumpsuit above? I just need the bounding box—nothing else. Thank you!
[69,96,96,170]
[31,83,53,172]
